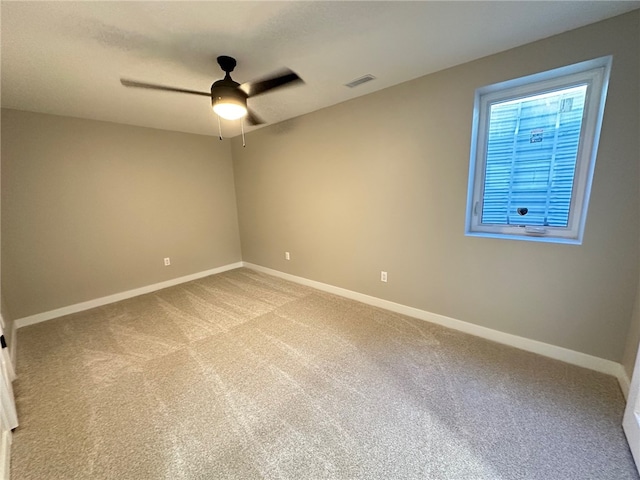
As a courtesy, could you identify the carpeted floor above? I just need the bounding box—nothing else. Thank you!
[10,268,639,479]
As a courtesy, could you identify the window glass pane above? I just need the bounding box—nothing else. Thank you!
[481,85,587,227]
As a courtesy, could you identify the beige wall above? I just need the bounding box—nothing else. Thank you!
[1,109,241,318]
[232,11,640,362]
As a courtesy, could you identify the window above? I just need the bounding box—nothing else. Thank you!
[465,56,612,244]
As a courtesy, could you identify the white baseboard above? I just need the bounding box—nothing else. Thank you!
[0,429,10,480]
[243,262,630,398]
[14,262,243,329]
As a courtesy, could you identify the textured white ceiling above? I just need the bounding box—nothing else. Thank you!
[2,1,638,137]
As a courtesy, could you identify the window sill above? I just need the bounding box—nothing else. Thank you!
[464,231,582,245]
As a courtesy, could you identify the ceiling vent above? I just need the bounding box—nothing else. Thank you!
[345,74,376,88]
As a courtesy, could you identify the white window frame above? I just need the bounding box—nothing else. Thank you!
[465,56,612,244]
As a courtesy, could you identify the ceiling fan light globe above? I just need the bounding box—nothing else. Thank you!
[213,102,247,120]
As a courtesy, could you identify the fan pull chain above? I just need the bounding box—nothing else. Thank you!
[241,118,246,147]
[217,115,223,140]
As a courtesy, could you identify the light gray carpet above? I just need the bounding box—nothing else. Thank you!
[11,268,639,479]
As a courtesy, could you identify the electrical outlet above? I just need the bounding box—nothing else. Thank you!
[164,257,171,266]
[285,252,290,260]
[381,271,387,282]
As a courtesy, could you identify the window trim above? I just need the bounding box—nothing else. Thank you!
[465,56,612,245]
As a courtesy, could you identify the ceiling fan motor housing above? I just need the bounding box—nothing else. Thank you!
[211,79,248,119]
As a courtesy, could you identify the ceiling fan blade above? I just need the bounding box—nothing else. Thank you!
[120,79,210,97]
[246,108,265,126]
[241,69,303,98]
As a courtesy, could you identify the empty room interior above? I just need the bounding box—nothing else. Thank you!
[1,2,640,479]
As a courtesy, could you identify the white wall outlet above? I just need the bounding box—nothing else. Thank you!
[381,271,387,282]
[164,257,171,266]
[285,252,291,260]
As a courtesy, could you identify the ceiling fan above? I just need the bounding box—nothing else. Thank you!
[120,55,303,126]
